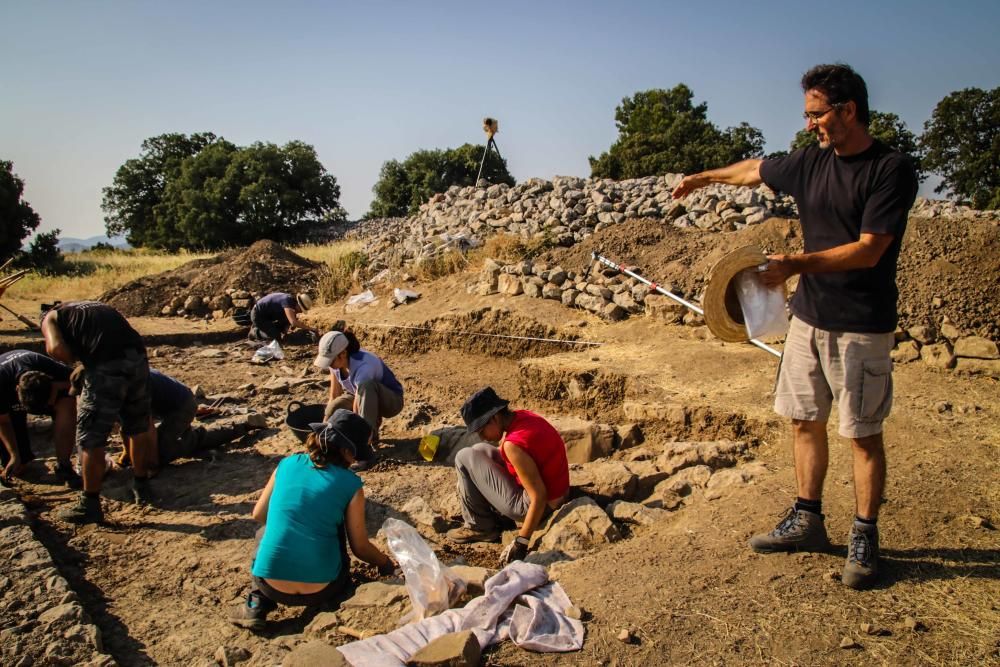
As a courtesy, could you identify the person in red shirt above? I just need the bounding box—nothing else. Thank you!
[446,387,569,566]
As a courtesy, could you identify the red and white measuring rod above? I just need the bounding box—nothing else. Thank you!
[590,251,782,358]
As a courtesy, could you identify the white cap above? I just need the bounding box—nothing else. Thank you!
[313,331,348,369]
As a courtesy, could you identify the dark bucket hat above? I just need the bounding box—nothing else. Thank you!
[309,409,374,461]
[460,386,510,433]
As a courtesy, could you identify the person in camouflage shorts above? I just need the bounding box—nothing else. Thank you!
[41,301,156,524]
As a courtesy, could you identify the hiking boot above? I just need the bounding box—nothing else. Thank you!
[229,591,276,631]
[446,524,501,544]
[56,493,104,525]
[842,523,879,590]
[131,476,154,505]
[748,507,831,553]
[54,463,83,490]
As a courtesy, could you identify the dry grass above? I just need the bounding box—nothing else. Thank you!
[11,249,213,302]
[409,249,468,281]
[298,241,369,302]
[472,233,555,264]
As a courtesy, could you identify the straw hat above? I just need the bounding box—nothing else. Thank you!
[703,245,774,342]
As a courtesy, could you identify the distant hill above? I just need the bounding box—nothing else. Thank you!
[58,235,131,252]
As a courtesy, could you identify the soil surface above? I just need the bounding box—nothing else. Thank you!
[1,216,998,666]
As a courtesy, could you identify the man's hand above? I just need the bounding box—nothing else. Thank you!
[499,536,530,567]
[672,173,709,199]
[2,457,24,482]
[759,255,796,287]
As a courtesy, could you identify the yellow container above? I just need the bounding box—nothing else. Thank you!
[418,434,440,462]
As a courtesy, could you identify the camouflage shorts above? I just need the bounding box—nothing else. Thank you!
[77,349,152,451]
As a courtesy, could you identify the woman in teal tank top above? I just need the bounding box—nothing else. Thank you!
[229,410,395,631]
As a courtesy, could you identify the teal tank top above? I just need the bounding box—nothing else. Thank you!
[251,454,363,583]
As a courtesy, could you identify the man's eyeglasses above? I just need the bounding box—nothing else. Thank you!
[803,103,843,122]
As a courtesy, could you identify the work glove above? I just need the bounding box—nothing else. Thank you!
[306,330,318,343]
[498,536,530,567]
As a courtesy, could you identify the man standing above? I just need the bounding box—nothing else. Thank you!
[248,293,317,343]
[672,64,917,589]
[41,301,157,523]
[0,350,79,487]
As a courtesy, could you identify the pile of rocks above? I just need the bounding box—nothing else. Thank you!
[0,485,113,666]
[361,175,798,266]
[910,196,1000,221]
[472,256,702,325]
[892,320,1000,376]
[159,289,255,320]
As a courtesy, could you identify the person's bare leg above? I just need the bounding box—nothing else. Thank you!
[128,427,156,478]
[52,397,76,466]
[792,418,829,501]
[851,433,885,520]
[81,446,106,493]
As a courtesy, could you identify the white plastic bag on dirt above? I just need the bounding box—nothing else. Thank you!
[392,288,420,305]
[735,268,789,340]
[347,289,377,307]
[383,518,466,623]
[251,339,284,364]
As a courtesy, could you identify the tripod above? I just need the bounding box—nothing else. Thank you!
[475,118,503,186]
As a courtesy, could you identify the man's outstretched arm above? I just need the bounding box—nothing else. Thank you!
[672,159,764,199]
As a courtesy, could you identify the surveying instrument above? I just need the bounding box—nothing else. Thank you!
[475,117,503,186]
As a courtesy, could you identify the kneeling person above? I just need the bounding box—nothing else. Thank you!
[229,409,394,631]
[119,369,265,469]
[447,387,569,567]
[0,350,79,486]
[248,292,317,343]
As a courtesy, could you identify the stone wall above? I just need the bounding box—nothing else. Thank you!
[0,484,113,666]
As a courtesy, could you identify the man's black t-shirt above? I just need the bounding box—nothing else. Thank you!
[760,140,918,333]
[0,350,71,414]
[53,301,145,365]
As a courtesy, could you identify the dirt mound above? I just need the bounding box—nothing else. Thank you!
[543,215,1000,340]
[101,240,324,316]
[897,217,1000,340]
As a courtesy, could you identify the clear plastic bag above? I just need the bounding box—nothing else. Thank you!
[251,339,284,364]
[735,268,789,340]
[383,518,466,622]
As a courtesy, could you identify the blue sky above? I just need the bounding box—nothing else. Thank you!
[3,1,998,239]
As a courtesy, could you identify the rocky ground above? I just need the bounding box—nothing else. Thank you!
[0,210,998,666]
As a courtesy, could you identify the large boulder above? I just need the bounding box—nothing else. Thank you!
[549,417,616,464]
[570,460,640,505]
[535,497,620,556]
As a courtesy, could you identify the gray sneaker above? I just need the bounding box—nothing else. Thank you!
[842,523,879,590]
[749,507,831,553]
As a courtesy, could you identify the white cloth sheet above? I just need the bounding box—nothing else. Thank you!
[336,561,584,666]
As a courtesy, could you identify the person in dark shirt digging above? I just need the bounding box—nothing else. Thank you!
[672,63,917,589]
[0,350,79,487]
[41,301,157,523]
[116,369,267,469]
[248,292,318,343]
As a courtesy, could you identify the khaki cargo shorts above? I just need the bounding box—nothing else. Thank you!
[774,316,894,439]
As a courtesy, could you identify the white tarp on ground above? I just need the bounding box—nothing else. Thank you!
[337,561,584,666]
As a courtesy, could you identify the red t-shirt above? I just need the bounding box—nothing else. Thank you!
[500,410,569,501]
